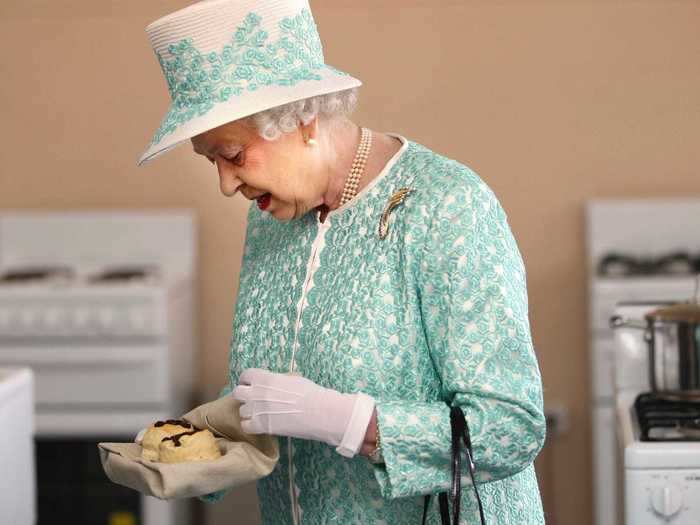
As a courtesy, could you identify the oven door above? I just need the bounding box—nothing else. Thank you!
[36,437,141,525]
[0,343,168,406]
[35,437,192,525]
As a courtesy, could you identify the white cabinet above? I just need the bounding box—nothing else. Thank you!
[0,368,35,525]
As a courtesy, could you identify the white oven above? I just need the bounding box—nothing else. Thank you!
[613,302,700,525]
[0,211,197,525]
[586,199,700,525]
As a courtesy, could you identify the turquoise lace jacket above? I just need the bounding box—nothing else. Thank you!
[206,136,546,524]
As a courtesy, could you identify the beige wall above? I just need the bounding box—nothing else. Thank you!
[2,1,700,524]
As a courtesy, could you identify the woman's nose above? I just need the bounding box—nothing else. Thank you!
[215,158,243,196]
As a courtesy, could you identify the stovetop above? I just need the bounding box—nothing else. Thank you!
[635,392,700,442]
[598,251,700,277]
[0,265,161,286]
[0,267,74,283]
[617,390,700,469]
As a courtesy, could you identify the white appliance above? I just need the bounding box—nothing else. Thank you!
[613,302,700,525]
[0,211,197,525]
[586,199,700,525]
[0,367,35,525]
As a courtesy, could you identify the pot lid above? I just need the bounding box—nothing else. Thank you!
[646,302,700,323]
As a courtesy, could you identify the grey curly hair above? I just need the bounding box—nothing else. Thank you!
[246,87,359,141]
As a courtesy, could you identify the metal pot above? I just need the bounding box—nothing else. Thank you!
[610,302,700,395]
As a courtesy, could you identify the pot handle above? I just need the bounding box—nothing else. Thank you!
[609,315,648,330]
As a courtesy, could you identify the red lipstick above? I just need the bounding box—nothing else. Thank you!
[256,193,271,211]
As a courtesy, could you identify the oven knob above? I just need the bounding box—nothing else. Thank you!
[98,308,115,328]
[45,308,59,326]
[72,308,90,328]
[650,485,682,518]
[0,309,10,333]
[128,309,149,333]
[70,308,97,335]
[20,309,39,329]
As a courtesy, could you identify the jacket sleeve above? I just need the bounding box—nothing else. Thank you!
[372,178,546,499]
[200,206,256,503]
[198,382,234,504]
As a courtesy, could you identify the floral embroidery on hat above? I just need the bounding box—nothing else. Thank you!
[151,8,347,145]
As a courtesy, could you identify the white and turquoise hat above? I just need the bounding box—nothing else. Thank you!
[138,0,361,165]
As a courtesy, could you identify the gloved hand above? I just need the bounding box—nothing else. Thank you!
[232,368,375,458]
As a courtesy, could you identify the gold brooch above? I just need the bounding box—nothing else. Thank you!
[378,187,415,240]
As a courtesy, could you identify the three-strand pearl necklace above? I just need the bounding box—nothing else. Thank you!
[339,127,372,207]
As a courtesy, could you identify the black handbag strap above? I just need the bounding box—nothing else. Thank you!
[439,493,451,525]
[422,406,486,525]
[422,494,450,525]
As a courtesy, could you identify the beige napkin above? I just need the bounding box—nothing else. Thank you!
[98,394,279,500]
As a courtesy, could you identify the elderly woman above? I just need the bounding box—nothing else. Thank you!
[139,0,546,523]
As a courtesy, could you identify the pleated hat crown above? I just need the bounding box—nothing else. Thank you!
[138,0,361,165]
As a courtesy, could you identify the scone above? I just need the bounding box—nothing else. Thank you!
[158,429,222,463]
[141,419,194,461]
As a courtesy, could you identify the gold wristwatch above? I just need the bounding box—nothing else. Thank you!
[368,429,384,464]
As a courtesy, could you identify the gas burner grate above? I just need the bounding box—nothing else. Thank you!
[635,392,700,441]
[0,267,74,283]
[598,252,696,277]
[88,266,159,283]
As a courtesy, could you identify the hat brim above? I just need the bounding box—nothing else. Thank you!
[138,66,361,166]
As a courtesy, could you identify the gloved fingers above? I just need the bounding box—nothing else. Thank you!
[239,368,274,386]
[231,384,252,402]
[239,401,254,419]
[241,416,264,435]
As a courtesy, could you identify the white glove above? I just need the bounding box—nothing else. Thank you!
[232,368,375,458]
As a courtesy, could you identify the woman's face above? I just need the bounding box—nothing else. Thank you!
[191,119,325,221]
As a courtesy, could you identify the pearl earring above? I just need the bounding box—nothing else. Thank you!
[306,138,317,146]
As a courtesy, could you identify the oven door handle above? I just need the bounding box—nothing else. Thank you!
[0,346,162,368]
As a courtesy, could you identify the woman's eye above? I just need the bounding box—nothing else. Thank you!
[229,151,244,165]
[209,150,244,165]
